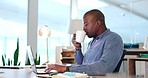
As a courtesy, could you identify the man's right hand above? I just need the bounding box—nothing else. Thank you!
[72,33,81,49]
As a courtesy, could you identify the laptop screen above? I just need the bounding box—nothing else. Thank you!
[26,45,38,73]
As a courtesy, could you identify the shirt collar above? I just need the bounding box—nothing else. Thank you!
[93,29,110,40]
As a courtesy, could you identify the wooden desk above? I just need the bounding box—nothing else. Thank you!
[0,68,137,78]
[125,57,148,76]
[90,73,137,78]
[124,49,148,76]
[125,48,148,55]
[0,69,35,78]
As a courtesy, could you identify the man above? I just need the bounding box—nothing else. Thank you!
[45,9,124,76]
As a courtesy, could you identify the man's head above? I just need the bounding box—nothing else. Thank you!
[83,9,107,38]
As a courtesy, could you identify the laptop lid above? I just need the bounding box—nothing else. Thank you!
[26,45,38,74]
[26,45,58,76]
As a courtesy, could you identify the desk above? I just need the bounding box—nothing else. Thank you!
[124,49,148,76]
[90,73,137,78]
[125,57,148,76]
[0,69,35,78]
[125,48,148,55]
[0,68,137,78]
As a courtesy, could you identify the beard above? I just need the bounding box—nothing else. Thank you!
[86,33,93,38]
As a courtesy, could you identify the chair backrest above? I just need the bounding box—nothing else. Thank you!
[113,50,126,73]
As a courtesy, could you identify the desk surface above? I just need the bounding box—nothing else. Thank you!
[0,68,138,78]
[125,48,148,55]
[0,69,35,78]
[90,73,137,78]
[125,48,148,52]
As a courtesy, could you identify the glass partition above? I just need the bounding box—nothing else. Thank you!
[0,0,28,66]
[77,0,148,48]
[38,0,71,64]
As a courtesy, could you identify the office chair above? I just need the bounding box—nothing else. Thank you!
[113,50,126,73]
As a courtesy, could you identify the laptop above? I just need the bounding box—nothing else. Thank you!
[26,45,49,74]
[26,45,58,77]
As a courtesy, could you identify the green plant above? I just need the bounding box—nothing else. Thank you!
[25,52,40,65]
[2,54,6,66]
[34,53,40,65]
[2,38,21,66]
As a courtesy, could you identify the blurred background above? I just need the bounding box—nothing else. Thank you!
[0,0,148,65]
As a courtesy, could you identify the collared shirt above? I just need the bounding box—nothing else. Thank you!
[69,29,124,76]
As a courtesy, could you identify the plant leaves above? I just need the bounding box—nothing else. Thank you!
[13,38,19,66]
[34,53,40,65]
[8,58,11,66]
[1,38,21,66]
[2,54,6,66]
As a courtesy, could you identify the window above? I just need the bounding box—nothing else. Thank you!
[0,0,28,66]
[38,0,71,64]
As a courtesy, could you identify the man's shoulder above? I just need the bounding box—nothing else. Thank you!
[105,31,123,43]
[106,31,121,38]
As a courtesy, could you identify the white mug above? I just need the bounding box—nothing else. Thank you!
[76,30,86,43]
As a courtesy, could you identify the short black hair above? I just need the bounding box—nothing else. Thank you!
[84,9,105,21]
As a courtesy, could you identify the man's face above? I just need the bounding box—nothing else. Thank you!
[83,15,98,38]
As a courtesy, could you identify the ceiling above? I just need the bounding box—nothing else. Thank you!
[101,0,148,20]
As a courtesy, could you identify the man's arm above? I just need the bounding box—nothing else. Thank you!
[71,33,84,64]
[75,48,83,64]
[70,45,123,75]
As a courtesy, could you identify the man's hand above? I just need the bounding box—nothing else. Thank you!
[72,33,81,49]
[44,64,67,73]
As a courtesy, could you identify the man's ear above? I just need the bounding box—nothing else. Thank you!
[97,20,101,27]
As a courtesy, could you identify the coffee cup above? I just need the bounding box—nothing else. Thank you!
[76,30,86,43]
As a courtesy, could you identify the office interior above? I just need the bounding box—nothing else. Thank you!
[0,0,148,77]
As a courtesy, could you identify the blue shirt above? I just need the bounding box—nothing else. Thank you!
[69,29,124,76]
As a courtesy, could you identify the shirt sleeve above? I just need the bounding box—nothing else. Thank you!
[74,49,84,65]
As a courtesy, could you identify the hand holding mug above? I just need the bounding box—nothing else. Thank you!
[72,33,81,49]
